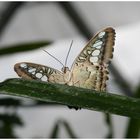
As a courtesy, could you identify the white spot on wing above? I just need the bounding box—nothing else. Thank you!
[41,76,48,81]
[47,68,50,73]
[32,71,35,75]
[87,50,92,54]
[20,63,27,68]
[90,56,98,63]
[98,31,105,38]
[42,67,46,71]
[96,45,102,49]
[79,56,86,60]
[92,50,100,56]
[36,73,42,78]
[92,41,103,48]
[28,68,36,73]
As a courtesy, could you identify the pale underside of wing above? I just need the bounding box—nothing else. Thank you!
[69,27,115,91]
[14,62,66,84]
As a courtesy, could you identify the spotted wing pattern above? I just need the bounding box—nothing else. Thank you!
[69,27,115,91]
[14,27,115,92]
[14,62,66,84]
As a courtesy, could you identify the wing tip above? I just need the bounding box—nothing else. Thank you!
[14,62,32,79]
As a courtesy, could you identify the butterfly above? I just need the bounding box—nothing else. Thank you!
[14,27,115,91]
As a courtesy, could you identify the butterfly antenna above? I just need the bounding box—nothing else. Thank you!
[43,49,65,67]
[64,40,73,68]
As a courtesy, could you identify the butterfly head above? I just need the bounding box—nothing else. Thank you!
[61,67,70,73]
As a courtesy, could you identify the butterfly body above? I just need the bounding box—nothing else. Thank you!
[14,27,115,91]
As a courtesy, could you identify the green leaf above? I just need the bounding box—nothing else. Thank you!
[0,78,140,119]
[0,41,51,56]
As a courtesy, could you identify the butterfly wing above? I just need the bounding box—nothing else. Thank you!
[69,27,115,91]
[14,62,66,84]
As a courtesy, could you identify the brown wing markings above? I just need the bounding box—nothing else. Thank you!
[14,62,64,83]
[14,27,115,92]
[70,27,115,91]
[74,27,115,66]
